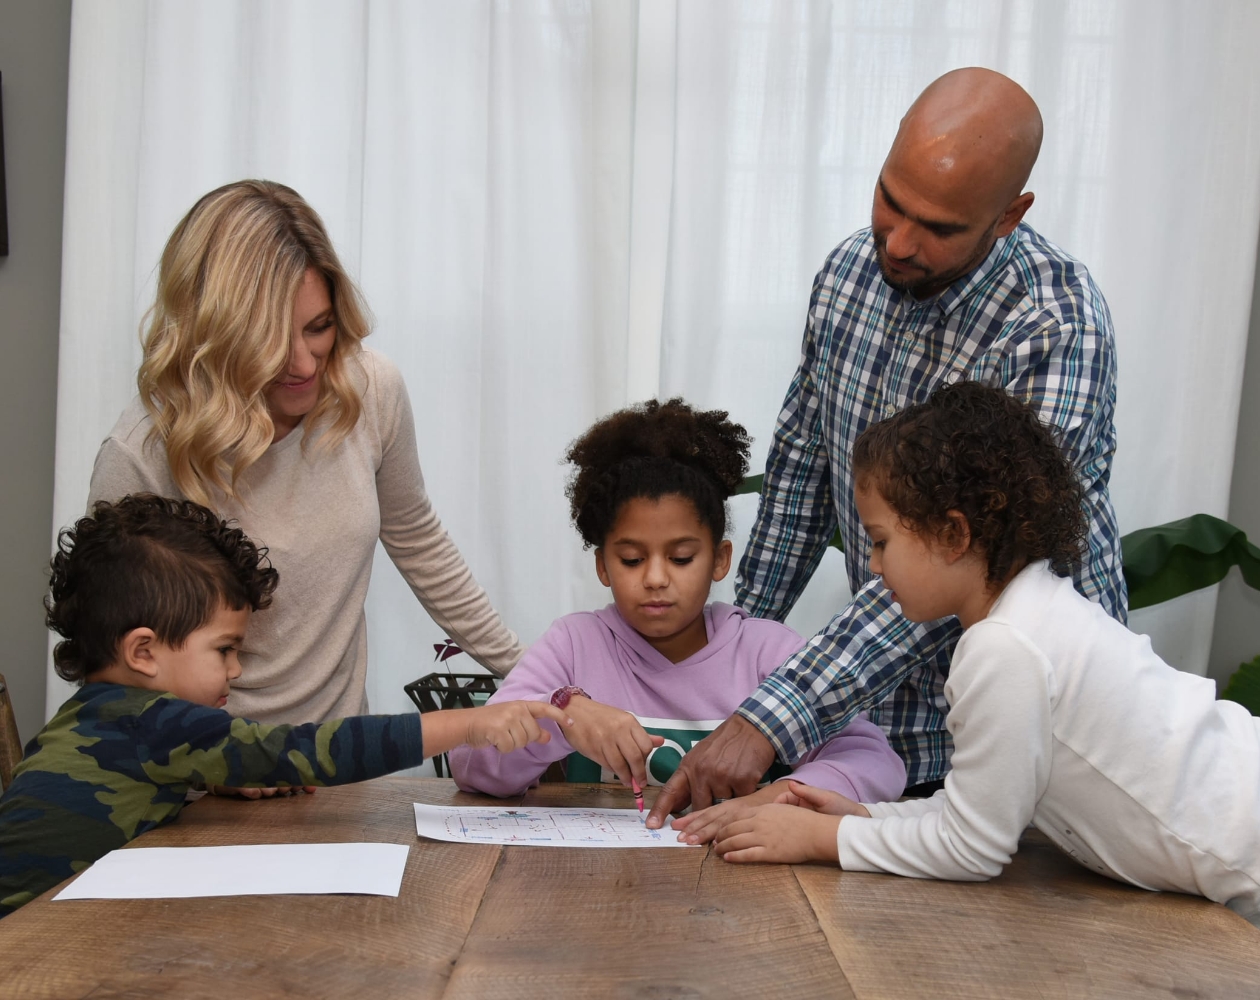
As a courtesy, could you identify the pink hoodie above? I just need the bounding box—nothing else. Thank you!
[450,603,906,801]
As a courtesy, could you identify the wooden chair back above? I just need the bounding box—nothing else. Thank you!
[0,674,22,791]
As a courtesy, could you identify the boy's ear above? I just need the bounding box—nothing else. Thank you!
[711,539,733,582]
[118,627,161,678]
[594,548,612,588]
[941,510,973,562]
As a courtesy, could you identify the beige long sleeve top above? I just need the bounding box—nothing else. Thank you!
[88,347,525,724]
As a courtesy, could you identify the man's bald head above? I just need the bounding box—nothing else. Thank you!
[871,69,1043,298]
[891,68,1043,215]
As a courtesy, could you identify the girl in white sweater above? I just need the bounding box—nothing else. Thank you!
[678,381,1260,926]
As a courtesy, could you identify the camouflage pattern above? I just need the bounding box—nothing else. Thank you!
[0,683,424,917]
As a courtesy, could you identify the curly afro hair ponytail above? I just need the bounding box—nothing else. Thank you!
[565,398,752,548]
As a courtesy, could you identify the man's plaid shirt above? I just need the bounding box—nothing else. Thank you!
[734,223,1127,788]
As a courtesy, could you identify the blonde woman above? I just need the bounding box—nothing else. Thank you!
[89,180,525,727]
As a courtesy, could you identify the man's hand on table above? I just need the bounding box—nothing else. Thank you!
[644,713,776,828]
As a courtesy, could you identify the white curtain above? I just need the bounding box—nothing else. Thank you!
[51,0,1260,724]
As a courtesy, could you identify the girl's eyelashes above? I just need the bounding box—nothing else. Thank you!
[217,645,236,656]
[617,554,696,567]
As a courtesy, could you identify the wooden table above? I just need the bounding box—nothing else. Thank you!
[2,777,1257,999]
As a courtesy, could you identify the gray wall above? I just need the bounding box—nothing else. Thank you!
[1208,232,1260,688]
[0,0,71,749]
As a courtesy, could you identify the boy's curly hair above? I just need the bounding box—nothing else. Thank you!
[852,381,1086,584]
[46,494,279,683]
[565,398,752,548]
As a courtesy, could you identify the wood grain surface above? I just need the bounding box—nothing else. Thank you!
[795,828,1260,1000]
[0,777,1255,1000]
[442,781,853,1000]
[0,778,499,999]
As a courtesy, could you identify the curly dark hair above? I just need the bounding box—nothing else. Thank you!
[45,494,279,683]
[565,398,752,548]
[851,381,1086,584]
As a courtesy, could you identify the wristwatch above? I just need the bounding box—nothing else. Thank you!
[550,685,590,709]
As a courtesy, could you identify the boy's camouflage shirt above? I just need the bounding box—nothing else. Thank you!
[0,683,424,917]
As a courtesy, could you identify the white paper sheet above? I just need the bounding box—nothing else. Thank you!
[413,803,697,848]
[54,842,410,901]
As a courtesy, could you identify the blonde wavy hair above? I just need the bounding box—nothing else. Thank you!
[139,179,371,506]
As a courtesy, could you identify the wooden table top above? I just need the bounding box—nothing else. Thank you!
[1,776,1257,999]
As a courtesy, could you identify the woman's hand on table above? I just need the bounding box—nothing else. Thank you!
[563,696,664,789]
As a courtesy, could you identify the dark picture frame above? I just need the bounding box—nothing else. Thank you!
[0,71,8,256]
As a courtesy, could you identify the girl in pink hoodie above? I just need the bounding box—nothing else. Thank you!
[450,399,906,806]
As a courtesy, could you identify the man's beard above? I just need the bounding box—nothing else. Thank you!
[873,222,1000,299]
[874,241,930,295]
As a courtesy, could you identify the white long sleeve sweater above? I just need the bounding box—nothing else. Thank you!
[837,562,1260,926]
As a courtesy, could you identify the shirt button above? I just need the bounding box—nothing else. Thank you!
[883,404,896,417]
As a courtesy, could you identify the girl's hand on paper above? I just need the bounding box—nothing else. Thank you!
[563,696,664,789]
[712,804,842,865]
[772,780,871,819]
[669,783,783,844]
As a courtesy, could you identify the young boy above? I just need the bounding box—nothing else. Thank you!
[0,494,568,917]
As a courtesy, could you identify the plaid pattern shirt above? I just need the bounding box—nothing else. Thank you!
[734,223,1126,787]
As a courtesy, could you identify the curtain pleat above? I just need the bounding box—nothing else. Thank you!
[51,0,1260,722]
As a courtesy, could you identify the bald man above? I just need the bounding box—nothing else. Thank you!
[647,68,1126,828]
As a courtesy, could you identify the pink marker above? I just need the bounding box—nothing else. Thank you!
[632,777,645,822]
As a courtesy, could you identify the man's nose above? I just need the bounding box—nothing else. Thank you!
[884,221,917,261]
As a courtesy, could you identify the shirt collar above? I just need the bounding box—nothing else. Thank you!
[888,227,1020,319]
[941,229,1019,316]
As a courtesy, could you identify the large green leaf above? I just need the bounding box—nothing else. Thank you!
[1121,514,1260,611]
[736,474,843,552]
[1221,655,1260,716]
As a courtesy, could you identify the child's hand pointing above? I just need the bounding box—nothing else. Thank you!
[421,701,573,759]
[465,701,575,752]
